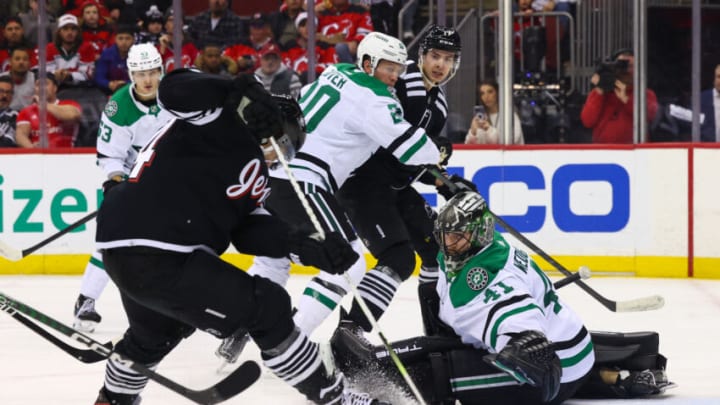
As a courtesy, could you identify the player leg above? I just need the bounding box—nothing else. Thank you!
[337,183,416,333]
[74,250,110,332]
[397,187,449,336]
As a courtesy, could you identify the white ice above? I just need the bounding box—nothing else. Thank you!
[1,274,718,404]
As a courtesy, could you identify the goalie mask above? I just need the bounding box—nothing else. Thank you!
[434,191,494,268]
[419,25,462,86]
[261,94,306,169]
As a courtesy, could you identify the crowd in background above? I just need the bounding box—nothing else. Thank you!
[0,0,717,148]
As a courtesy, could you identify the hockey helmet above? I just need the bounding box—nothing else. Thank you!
[264,94,306,168]
[434,191,494,268]
[127,43,164,74]
[419,25,462,86]
[356,32,408,76]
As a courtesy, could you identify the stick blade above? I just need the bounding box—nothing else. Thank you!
[615,295,665,312]
[0,239,23,261]
[208,360,261,404]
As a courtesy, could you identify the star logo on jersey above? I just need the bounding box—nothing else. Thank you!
[104,100,118,117]
[466,267,489,291]
[149,105,160,116]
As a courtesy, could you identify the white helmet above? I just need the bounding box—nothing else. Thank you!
[356,32,408,75]
[127,43,163,74]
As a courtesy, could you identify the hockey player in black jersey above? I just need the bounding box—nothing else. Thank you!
[92,68,384,405]
[335,25,474,336]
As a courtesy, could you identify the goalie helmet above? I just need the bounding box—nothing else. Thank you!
[127,43,163,74]
[433,191,494,268]
[264,94,306,168]
[419,25,462,86]
[356,32,408,76]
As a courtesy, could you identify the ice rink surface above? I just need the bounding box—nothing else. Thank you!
[1,274,718,405]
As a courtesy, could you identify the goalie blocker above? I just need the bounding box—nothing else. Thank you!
[331,327,674,404]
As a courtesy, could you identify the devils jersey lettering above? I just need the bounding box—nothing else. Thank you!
[96,73,271,255]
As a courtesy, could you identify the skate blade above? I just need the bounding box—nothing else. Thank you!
[73,319,98,333]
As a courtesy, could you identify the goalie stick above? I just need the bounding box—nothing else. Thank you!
[0,291,261,404]
[0,210,98,261]
[428,168,665,313]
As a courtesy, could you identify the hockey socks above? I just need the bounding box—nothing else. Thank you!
[102,355,157,404]
[263,328,344,404]
[348,266,402,332]
[79,251,111,299]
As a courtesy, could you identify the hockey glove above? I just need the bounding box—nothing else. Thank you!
[102,174,127,196]
[433,136,453,166]
[483,330,562,403]
[232,74,283,142]
[288,231,359,274]
[436,174,478,200]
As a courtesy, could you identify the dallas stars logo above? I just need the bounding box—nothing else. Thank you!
[466,267,489,291]
[104,100,118,117]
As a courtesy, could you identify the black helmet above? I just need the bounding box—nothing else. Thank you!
[433,191,494,268]
[269,94,306,166]
[418,25,462,86]
[420,25,462,54]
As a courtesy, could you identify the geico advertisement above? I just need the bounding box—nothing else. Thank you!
[0,149,688,258]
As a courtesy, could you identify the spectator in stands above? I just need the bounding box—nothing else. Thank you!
[158,8,198,72]
[45,14,97,88]
[79,0,114,57]
[580,49,658,143]
[10,0,63,18]
[15,73,82,148]
[465,79,525,144]
[0,17,38,72]
[189,0,246,49]
[0,76,18,147]
[317,0,374,63]
[700,63,720,142]
[223,13,274,75]
[194,43,237,77]
[284,11,338,84]
[269,0,304,50]
[18,0,58,47]
[254,42,301,99]
[136,4,164,45]
[94,24,134,94]
[0,48,35,111]
[369,0,395,36]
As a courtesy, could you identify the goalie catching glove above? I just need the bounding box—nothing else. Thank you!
[483,330,562,403]
[288,230,359,274]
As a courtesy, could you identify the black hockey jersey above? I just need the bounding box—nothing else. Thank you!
[95,69,286,257]
[346,60,449,186]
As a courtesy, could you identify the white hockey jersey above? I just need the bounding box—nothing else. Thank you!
[270,63,439,192]
[96,83,174,178]
[437,232,595,384]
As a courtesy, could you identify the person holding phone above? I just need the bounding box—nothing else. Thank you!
[465,79,525,144]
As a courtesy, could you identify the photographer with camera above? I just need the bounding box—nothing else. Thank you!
[581,49,657,143]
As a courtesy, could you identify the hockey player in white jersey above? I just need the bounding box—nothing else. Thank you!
[216,31,442,364]
[72,43,173,332]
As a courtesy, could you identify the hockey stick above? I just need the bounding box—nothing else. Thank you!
[269,138,428,405]
[553,266,591,290]
[0,291,261,404]
[0,210,98,261]
[428,168,665,313]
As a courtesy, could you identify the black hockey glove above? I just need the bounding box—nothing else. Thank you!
[102,174,127,196]
[232,74,283,142]
[483,330,562,403]
[288,231,359,274]
[432,136,453,166]
[436,174,478,200]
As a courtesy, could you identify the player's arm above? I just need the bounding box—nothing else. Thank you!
[231,208,358,274]
[96,111,134,180]
[365,97,439,167]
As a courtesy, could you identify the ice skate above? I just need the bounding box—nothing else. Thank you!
[73,294,101,333]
